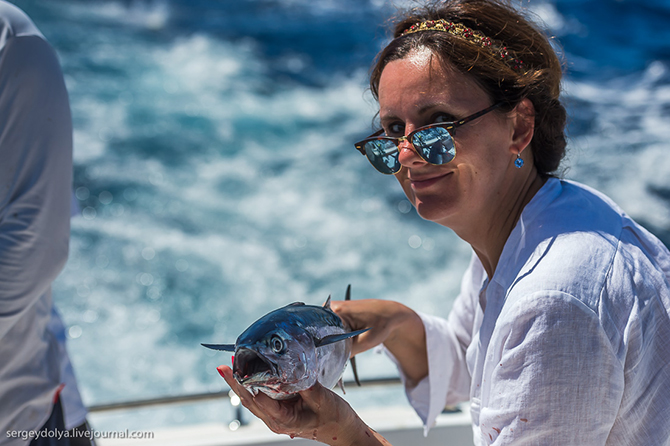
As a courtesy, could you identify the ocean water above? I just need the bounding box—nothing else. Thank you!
[9,0,670,430]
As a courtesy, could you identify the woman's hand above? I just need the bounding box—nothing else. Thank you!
[217,365,390,445]
[330,299,428,387]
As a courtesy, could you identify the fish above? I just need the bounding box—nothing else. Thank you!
[201,285,369,400]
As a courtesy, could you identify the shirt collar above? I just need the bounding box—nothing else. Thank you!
[490,177,563,291]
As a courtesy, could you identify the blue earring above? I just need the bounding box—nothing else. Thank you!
[514,153,524,169]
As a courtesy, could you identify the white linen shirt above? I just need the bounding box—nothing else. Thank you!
[397,178,670,445]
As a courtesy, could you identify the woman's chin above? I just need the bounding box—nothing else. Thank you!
[413,198,458,225]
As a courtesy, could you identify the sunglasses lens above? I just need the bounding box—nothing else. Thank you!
[358,126,455,174]
[363,139,400,174]
[412,127,456,165]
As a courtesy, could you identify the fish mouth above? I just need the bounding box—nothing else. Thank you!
[233,348,278,384]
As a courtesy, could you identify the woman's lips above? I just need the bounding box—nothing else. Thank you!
[409,172,452,190]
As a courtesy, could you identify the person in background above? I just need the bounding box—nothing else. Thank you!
[0,1,93,445]
[219,0,670,444]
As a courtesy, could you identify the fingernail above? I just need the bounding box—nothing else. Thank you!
[217,366,226,378]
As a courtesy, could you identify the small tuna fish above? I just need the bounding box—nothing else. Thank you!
[202,285,369,399]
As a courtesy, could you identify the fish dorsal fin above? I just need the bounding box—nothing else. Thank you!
[314,327,371,347]
[201,343,236,352]
[323,284,351,310]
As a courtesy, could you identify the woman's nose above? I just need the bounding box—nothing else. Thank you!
[397,137,426,168]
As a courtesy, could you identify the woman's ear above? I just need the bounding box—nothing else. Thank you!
[510,98,535,155]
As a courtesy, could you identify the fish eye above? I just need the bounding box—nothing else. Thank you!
[270,335,285,354]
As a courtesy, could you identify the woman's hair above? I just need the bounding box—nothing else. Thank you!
[370,0,567,177]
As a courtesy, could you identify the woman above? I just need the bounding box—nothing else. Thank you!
[219,0,670,444]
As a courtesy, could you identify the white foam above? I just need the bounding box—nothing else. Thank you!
[63,0,171,30]
[563,61,670,227]
[525,2,564,31]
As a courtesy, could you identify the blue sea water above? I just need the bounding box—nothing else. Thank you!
[9,0,670,430]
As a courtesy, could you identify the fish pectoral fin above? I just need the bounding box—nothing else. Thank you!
[350,356,362,387]
[201,343,236,352]
[314,327,372,347]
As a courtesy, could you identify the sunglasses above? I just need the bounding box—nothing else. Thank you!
[354,102,502,174]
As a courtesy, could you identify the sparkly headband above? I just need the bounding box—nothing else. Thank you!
[401,19,524,71]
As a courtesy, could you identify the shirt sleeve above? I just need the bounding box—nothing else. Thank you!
[385,254,482,434]
[0,33,73,339]
[479,291,624,445]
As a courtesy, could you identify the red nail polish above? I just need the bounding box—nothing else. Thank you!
[217,367,226,378]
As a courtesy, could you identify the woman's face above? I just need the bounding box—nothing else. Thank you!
[377,49,518,229]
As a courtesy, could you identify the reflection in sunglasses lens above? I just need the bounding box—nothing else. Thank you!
[414,128,455,165]
[365,140,400,174]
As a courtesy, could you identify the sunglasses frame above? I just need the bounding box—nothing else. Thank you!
[354,102,503,174]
